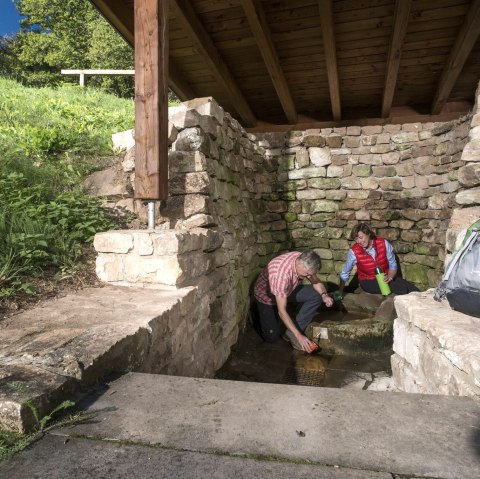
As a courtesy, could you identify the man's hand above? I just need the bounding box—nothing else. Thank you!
[323,294,334,308]
[297,334,318,353]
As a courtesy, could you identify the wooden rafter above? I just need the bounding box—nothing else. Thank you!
[381,0,412,118]
[89,0,194,102]
[90,0,134,44]
[318,0,341,121]
[240,0,297,124]
[431,0,480,115]
[171,0,257,127]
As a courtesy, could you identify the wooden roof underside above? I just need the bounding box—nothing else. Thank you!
[90,0,480,131]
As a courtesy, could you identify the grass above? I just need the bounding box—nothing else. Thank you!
[0,77,134,306]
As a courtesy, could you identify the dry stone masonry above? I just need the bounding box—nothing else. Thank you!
[93,83,480,386]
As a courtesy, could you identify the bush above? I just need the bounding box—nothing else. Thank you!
[0,78,132,301]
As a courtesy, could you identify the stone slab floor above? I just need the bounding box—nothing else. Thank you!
[1,372,479,478]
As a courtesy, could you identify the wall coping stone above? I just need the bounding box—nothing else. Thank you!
[394,292,480,390]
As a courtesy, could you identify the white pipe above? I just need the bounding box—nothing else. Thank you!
[148,201,155,229]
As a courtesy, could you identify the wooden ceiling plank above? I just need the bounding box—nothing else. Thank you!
[240,0,297,124]
[318,0,341,121]
[382,0,412,117]
[171,0,257,126]
[431,0,480,114]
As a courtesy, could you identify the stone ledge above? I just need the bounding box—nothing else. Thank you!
[0,284,215,432]
[393,291,480,399]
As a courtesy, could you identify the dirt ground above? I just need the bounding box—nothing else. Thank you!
[0,247,102,323]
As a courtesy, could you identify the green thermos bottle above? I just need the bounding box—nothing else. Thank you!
[375,266,391,296]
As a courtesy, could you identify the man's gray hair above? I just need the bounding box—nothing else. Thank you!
[298,250,321,272]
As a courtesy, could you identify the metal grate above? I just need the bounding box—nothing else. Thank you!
[282,367,324,387]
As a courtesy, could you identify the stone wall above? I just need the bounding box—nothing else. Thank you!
[94,83,480,378]
[95,98,291,374]
[255,114,474,290]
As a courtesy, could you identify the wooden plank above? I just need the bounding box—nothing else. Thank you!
[172,0,257,126]
[240,0,297,123]
[431,0,480,114]
[381,0,412,117]
[90,0,134,44]
[318,0,341,121]
[134,0,168,201]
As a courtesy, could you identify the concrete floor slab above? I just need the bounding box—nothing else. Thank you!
[0,435,391,479]
[52,372,480,479]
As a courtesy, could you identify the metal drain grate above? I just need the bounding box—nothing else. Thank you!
[282,367,324,387]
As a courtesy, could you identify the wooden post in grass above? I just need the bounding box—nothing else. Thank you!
[133,0,169,202]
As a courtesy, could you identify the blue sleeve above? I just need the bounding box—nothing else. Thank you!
[385,240,397,271]
[340,249,356,282]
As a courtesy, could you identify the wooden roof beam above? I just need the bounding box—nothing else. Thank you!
[431,0,480,115]
[89,0,134,45]
[171,0,257,127]
[318,0,341,121]
[89,0,194,102]
[240,0,297,124]
[381,0,412,118]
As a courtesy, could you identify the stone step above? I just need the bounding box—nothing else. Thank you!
[41,372,480,479]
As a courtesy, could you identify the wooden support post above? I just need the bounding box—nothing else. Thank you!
[134,0,169,200]
[79,72,85,86]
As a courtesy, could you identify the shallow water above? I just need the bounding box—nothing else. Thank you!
[215,309,392,389]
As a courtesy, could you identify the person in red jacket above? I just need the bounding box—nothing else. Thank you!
[339,223,419,295]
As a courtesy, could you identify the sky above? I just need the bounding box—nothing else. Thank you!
[0,0,22,37]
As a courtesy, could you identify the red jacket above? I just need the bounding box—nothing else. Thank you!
[352,238,390,281]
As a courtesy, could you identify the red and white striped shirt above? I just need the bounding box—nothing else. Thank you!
[254,251,302,305]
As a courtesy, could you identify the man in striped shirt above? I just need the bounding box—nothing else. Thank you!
[254,250,333,353]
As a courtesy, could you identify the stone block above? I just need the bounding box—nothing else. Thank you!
[303,134,326,147]
[94,232,134,254]
[112,128,135,151]
[359,154,383,165]
[303,199,339,213]
[169,151,207,173]
[173,127,210,154]
[169,172,210,195]
[378,177,403,190]
[84,166,130,198]
[361,125,382,135]
[382,152,401,164]
[345,136,361,148]
[288,166,326,179]
[295,148,310,168]
[182,97,225,125]
[309,147,331,166]
[360,177,379,189]
[456,187,480,205]
[461,139,480,163]
[96,253,126,282]
[326,135,343,148]
[346,126,361,135]
[307,177,341,189]
[340,177,362,189]
[352,164,371,177]
[458,164,480,187]
[133,233,154,256]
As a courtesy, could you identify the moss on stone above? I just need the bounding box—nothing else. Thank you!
[403,263,429,286]
[284,212,297,223]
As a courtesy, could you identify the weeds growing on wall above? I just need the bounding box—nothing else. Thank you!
[0,77,134,302]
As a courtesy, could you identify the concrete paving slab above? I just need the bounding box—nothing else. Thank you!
[0,434,391,479]
[54,372,480,479]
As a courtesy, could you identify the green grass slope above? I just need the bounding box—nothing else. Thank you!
[0,78,135,307]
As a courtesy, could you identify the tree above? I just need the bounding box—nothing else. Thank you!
[7,0,134,96]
